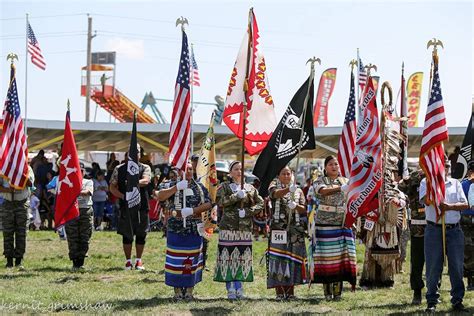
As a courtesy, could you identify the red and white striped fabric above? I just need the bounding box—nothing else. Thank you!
[419,57,448,220]
[190,45,200,87]
[358,57,367,92]
[337,72,356,178]
[0,65,29,189]
[169,30,192,170]
[344,77,382,228]
[27,22,46,71]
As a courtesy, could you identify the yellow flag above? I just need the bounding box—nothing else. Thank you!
[406,72,424,127]
[196,115,217,202]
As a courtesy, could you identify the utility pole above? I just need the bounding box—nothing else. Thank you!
[85,15,94,122]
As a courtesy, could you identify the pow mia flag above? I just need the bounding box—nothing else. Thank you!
[452,114,473,179]
[124,111,141,239]
[253,77,315,197]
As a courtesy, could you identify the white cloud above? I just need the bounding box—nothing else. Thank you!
[104,37,145,60]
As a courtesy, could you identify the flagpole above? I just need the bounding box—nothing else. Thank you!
[241,8,253,191]
[24,13,29,136]
[190,43,194,156]
[356,48,360,121]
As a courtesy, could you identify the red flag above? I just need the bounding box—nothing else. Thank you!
[222,8,277,155]
[344,77,382,228]
[54,109,82,227]
[419,55,448,220]
[313,68,337,127]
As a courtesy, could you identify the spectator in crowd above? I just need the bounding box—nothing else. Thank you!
[91,162,101,179]
[92,170,108,231]
[30,149,45,174]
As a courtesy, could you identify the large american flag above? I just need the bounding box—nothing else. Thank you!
[419,57,448,219]
[27,22,46,70]
[337,72,356,178]
[169,30,191,170]
[344,77,382,228]
[0,65,29,189]
[358,57,367,92]
[190,45,200,87]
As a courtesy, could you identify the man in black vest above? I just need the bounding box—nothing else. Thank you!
[109,144,151,270]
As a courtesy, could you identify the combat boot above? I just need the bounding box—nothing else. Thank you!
[467,276,474,291]
[6,257,13,268]
[412,289,422,305]
[15,258,24,270]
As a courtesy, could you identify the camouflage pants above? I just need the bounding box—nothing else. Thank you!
[65,207,93,260]
[399,227,410,263]
[0,199,29,259]
[461,217,474,278]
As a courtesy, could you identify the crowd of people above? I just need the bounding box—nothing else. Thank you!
[1,146,474,313]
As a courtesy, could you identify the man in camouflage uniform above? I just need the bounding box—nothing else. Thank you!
[461,161,474,290]
[399,169,426,304]
[0,166,34,269]
[65,165,94,270]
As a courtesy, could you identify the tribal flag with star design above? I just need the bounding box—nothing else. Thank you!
[222,8,277,155]
[54,108,82,227]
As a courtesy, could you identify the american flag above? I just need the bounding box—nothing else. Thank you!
[358,57,367,91]
[27,22,46,70]
[337,72,356,178]
[344,77,382,228]
[0,65,29,189]
[169,30,191,170]
[419,57,448,219]
[190,45,200,87]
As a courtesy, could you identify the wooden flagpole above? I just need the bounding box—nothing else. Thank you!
[241,8,253,191]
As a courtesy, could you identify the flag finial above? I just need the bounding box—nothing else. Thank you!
[176,16,189,32]
[364,63,377,76]
[67,99,70,111]
[349,59,357,72]
[6,53,18,65]
[427,38,444,55]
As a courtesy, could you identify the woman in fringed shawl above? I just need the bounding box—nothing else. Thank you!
[267,166,307,299]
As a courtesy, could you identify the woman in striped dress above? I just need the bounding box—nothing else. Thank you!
[310,155,357,300]
[267,166,307,299]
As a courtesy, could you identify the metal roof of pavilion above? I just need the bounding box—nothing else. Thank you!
[25,119,467,159]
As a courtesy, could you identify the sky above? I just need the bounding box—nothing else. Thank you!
[0,0,472,128]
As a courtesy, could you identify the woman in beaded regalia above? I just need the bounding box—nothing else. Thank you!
[310,155,357,300]
[267,166,307,299]
[213,161,264,299]
[157,162,212,300]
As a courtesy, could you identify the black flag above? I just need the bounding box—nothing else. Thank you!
[124,111,141,240]
[253,77,315,197]
[452,113,473,179]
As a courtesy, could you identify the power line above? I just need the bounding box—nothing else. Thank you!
[0,13,87,21]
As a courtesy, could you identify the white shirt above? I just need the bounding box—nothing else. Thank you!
[419,177,467,224]
[469,183,474,208]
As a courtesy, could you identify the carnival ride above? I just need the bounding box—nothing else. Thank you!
[80,64,160,123]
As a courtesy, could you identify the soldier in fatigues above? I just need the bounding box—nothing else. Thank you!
[65,165,94,270]
[399,169,425,304]
[0,166,34,269]
[461,161,474,290]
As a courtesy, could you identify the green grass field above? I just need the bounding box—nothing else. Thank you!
[0,230,472,314]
